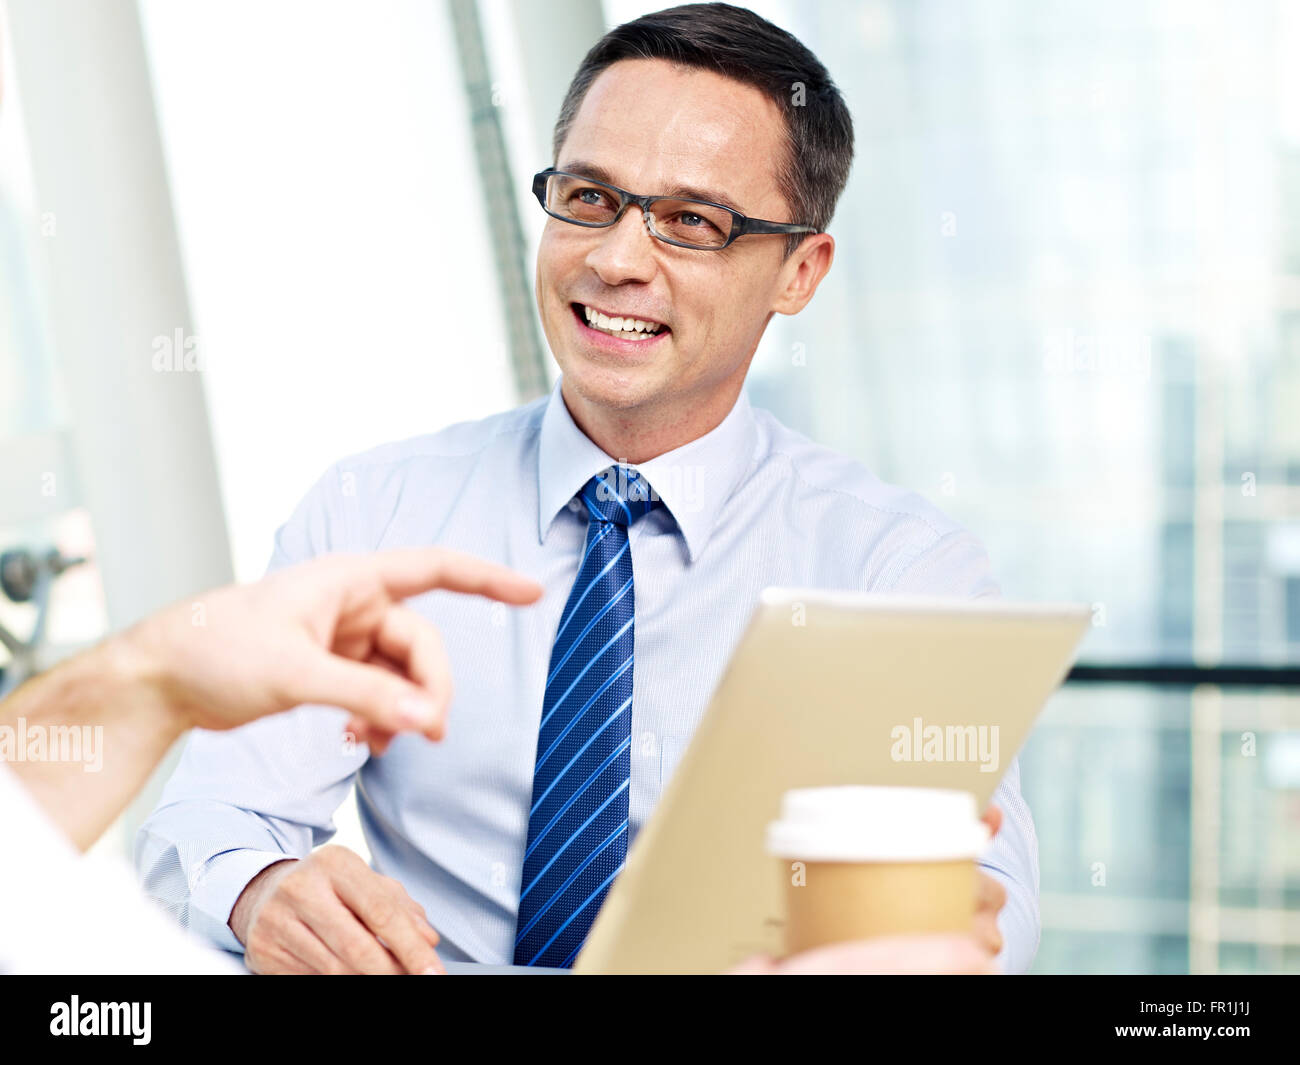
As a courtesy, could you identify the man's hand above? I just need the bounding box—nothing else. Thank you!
[128,546,543,754]
[1,547,541,851]
[230,846,445,974]
[975,804,1006,958]
[730,933,996,974]
[732,803,1009,975]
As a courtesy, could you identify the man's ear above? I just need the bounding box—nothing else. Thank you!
[771,233,835,316]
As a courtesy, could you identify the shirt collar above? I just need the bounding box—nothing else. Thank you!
[536,377,758,564]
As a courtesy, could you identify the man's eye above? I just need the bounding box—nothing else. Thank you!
[678,212,716,231]
[575,188,610,207]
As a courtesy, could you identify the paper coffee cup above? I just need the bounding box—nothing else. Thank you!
[766,786,989,955]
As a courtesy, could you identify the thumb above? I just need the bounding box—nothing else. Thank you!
[294,652,443,737]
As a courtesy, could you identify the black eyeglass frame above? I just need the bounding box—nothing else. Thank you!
[531,167,819,250]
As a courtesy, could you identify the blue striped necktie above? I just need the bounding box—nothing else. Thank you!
[514,465,661,967]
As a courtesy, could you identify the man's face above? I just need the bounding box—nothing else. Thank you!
[536,58,803,418]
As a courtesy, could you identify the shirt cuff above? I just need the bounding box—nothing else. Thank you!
[187,849,297,955]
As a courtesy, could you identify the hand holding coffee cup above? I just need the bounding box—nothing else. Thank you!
[766,786,991,956]
[729,933,997,974]
[974,804,1005,956]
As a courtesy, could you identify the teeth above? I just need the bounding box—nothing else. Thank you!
[581,304,663,337]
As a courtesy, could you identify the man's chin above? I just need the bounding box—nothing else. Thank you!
[559,358,664,413]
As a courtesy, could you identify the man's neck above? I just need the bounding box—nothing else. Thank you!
[560,379,744,464]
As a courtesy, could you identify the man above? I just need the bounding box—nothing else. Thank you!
[138,3,1038,973]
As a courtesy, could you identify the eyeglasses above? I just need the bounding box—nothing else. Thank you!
[531,168,818,251]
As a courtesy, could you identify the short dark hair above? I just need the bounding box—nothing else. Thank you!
[552,2,855,257]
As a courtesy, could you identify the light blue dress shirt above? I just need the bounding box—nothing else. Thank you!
[136,379,1041,972]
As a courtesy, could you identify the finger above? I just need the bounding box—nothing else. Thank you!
[377,933,444,974]
[342,646,422,754]
[371,605,453,737]
[245,935,315,976]
[295,652,441,736]
[349,722,395,756]
[397,894,443,949]
[981,804,1003,839]
[973,913,1004,956]
[368,547,544,605]
[360,650,406,677]
[342,717,398,757]
[334,868,442,974]
[280,916,356,975]
[977,873,1006,912]
[301,892,405,975]
[974,874,1006,955]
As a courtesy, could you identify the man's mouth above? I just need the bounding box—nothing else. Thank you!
[571,302,670,342]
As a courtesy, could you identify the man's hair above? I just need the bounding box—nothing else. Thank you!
[552,2,855,257]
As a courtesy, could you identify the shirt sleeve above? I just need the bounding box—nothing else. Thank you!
[887,526,1042,974]
[133,464,369,954]
[0,764,243,974]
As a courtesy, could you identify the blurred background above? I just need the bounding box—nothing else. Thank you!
[1,0,1297,973]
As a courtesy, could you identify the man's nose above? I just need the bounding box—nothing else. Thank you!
[584,205,659,286]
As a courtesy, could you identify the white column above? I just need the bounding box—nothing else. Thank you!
[6,0,233,633]
[7,0,233,859]
[506,0,607,165]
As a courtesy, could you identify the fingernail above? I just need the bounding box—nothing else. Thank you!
[422,965,442,975]
[397,695,437,729]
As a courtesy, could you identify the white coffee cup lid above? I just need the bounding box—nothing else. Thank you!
[765,786,990,862]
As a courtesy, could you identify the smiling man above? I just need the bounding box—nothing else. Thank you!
[533,52,831,464]
[137,2,1040,974]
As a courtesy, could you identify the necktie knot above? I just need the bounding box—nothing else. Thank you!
[579,466,661,527]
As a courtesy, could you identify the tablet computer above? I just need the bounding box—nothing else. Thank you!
[573,589,1091,974]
